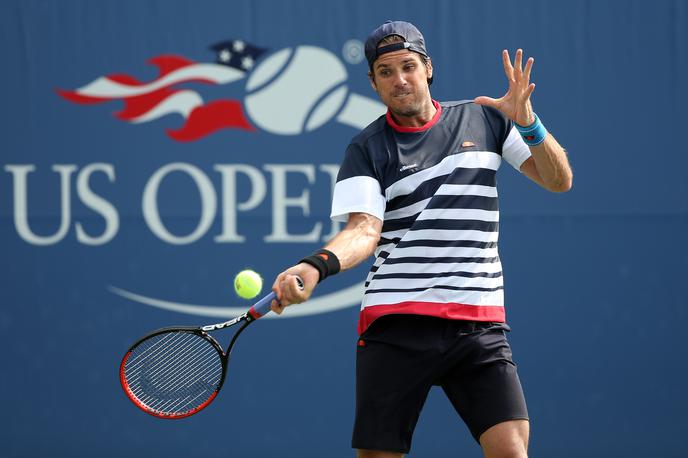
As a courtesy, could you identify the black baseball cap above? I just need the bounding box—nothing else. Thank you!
[364,21,431,77]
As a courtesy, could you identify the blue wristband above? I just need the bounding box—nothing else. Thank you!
[515,114,548,146]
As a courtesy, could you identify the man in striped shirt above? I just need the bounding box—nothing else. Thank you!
[271,20,572,458]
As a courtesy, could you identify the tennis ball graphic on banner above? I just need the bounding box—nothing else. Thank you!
[244,46,349,135]
[234,269,263,299]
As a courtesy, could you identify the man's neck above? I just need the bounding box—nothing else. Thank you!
[389,98,437,128]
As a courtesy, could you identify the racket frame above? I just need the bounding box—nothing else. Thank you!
[120,313,254,419]
[120,279,301,419]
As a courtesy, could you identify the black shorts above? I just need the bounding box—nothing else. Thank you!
[352,314,528,454]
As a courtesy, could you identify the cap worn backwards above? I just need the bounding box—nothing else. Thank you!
[364,20,430,71]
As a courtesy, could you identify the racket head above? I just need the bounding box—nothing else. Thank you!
[120,327,227,419]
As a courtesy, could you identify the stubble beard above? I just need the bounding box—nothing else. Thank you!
[388,91,431,119]
[391,104,421,118]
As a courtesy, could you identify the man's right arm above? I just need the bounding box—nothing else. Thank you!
[270,212,382,313]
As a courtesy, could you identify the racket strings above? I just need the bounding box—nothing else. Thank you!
[122,331,224,416]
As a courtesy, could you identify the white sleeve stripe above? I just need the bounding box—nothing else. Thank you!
[330,176,386,222]
[502,126,532,171]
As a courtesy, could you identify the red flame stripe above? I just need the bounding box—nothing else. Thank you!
[167,100,255,142]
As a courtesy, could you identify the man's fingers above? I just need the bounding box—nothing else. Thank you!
[502,49,514,82]
[271,273,284,296]
[282,275,306,303]
[270,299,284,314]
[287,275,304,297]
[524,57,534,83]
[514,49,523,76]
[474,96,499,108]
[271,271,288,311]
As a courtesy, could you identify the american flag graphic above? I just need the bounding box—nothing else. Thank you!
[58,40,267,142]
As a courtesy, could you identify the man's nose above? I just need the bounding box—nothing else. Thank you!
[392,72,407,87]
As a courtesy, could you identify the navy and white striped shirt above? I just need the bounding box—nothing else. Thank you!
[331,100,531,334]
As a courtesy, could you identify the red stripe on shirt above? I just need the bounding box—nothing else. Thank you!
[385,100,442,133]
[357,301,505,335]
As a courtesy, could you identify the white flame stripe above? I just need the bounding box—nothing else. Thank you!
[361,288,504,308]
[415,208,500,222]
[129,90,204,123]
[384,151,501,201]
[75,64,245,99]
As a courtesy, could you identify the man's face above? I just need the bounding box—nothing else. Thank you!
[369,49,433,118]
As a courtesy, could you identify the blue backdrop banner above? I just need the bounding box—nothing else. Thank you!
[1,1,687,457]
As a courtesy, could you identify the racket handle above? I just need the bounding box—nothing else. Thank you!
[248,276,304,319]
[249,292,276,318]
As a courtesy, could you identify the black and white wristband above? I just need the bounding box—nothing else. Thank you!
[299,249,341,283]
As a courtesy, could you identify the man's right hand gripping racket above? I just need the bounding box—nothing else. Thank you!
[119,277,303,419]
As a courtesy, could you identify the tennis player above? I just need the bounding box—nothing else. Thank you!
[271,20,572,458]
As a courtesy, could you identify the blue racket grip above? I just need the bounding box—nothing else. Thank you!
[248,292,276,319]
[247,276,304,319]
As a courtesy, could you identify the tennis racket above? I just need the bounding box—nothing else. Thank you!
[119,277,302,419]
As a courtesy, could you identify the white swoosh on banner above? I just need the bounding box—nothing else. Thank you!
[108,282,364,318]
[130,90,203,123]
[77,64,245,98]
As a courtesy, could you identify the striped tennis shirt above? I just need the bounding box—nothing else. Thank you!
[331,100,532,334]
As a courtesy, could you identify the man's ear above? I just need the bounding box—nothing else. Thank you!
[425,58,433,81]
[368,71,378,92]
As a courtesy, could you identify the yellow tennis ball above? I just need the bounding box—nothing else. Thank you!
[234,270,263,299]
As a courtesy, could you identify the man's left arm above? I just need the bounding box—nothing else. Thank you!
[519,135,572,192]
[475,48,573,193]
